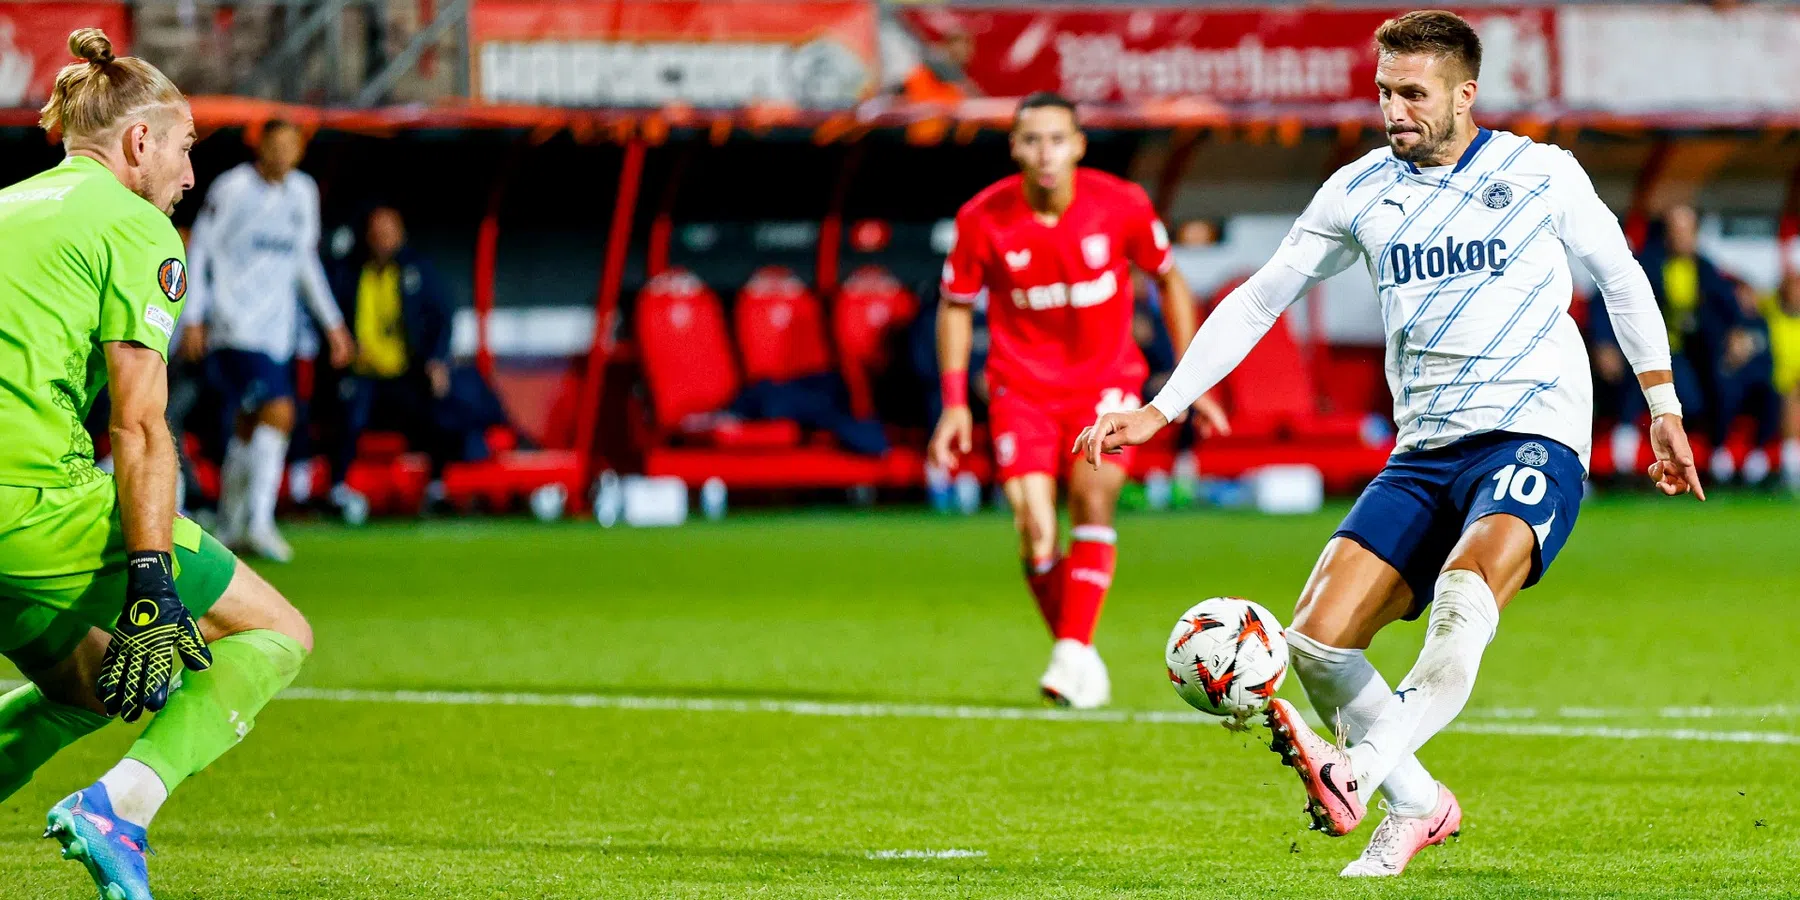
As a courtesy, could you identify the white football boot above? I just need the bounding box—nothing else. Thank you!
[1340,784,1462,877]
[1040,638,1110,709]
[246,524,294,564]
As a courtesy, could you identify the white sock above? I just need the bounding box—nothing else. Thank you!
[1609,424,1641,477]
[247,424,289,534]
[1287,631,1439,816]
[1782,438,1800,489]
[1348,570,1499,804]
[97,758,168,829]
[287,460,315,504]
[1742,448,1772,485]
[1710,446,1737,484]
[219,437,251,538]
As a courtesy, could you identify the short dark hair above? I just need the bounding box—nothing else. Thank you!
[1014,91,1078,130]
[1374,10,1482,82]
[263,117,300,138]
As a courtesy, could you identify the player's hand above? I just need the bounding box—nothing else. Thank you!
[426,360,451,399]
[326,326,357,370]
[1189,393,1231,439]
[929,405,974,470]
[1072,406,1169,470]
[97,551,212,723]
[1647,413,1706,501]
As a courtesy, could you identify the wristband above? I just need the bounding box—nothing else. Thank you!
[940,370,968,408]
[126,550,176,594]
[1644,382,1682,420]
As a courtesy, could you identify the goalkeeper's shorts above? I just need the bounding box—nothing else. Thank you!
[0,478,237,671]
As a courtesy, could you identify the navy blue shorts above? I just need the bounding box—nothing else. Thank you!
[1335,431,1584,618]
[206,349,294,417]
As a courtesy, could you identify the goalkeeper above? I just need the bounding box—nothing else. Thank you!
[0,29,312,900]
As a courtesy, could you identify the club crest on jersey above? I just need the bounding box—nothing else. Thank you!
[156,258,186,302]
[1516,441,1550,467]
[1483,183,1514,210]
[1004,250,1032,270]
[1388,237,1507,285]
[1081,234,1110,268]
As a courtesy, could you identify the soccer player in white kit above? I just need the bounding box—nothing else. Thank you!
[185,120,352,561]
[1076,10,1705,876]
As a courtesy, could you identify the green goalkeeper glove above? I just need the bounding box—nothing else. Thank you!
[96,551,212,722]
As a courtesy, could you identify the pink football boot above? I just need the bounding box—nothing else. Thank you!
[1266,698,1366,836]
[1340,784,1463,876]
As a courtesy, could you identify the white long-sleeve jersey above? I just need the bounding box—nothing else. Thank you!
[184,163,342,361]
[1151,129,1673,470]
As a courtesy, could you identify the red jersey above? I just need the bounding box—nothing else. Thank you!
[942,168,1173,403]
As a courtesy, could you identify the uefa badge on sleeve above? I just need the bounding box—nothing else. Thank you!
[157,258,187,302]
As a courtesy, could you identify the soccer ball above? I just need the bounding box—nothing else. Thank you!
[1165,597,1289,719]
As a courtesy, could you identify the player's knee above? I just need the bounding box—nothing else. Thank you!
[1066,489,1115,528]
[260,398,296,433]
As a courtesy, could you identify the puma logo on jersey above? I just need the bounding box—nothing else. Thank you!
[1382,198,1407,214]
[1004,250,1032,270]
[1010,270,1118,311]
[1389,236,1508,285]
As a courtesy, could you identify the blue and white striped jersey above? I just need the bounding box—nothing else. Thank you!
[1271,128,1665,468]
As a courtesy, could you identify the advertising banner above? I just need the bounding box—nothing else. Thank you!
[0,2,131,108]
[894,7,1555,111]
[473,0,880,109]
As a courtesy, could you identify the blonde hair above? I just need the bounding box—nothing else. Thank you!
[38,28,184,144]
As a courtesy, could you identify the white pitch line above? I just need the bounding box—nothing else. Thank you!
[270,687,1800,746]
[866,849,987,860]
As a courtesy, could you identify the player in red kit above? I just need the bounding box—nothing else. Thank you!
[930,93,1229,708]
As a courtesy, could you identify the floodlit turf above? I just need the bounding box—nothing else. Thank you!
[4,493,1799,898]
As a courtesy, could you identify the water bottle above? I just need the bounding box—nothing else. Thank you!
[925,463,953,513]
[1144,469,1172,511]
[530,483,567,522]
[953,471,982,516]
[594,470,623,528]
[700,477,728,521]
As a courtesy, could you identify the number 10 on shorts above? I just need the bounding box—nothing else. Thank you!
[1489,464,1547,505]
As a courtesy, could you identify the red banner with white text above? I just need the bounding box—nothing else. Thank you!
[894,7,1556,111]
[471,0,879,109]
[0,2,131,108]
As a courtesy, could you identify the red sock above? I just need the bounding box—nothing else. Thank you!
[1055,527,1117,644]
[1025,555,1063,634]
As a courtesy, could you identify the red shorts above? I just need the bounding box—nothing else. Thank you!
[989,384,1140,482]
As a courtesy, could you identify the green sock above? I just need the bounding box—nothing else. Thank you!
[0,683,111,801]
[126,629,307,794]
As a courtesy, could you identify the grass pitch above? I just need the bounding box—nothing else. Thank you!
[4,494,1798,898]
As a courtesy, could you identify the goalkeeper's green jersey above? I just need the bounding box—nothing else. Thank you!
[0,155,187,488]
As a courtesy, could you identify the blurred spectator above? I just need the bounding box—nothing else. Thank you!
[1132,271,1176,399]
[1597,205,1731,478]
[1175,219,1220,248]
[1709,279,1781,484]
[324,206,457,520]
[1763,274,1800,490]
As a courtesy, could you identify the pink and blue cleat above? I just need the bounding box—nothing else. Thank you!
[1340,783,1463,876]
[1266,698,1367,836]
[44,783,153,900]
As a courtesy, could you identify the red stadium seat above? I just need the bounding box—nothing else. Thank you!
[635,269,741,428]
[833,265,919,419]
[735,266,832,383]
[1208,278,1365,443]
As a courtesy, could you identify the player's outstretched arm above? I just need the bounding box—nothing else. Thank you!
[1547,145,1703,501]
[1153,265,1230,438]
[1073,258,1317,468]
[928,298,976,470]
